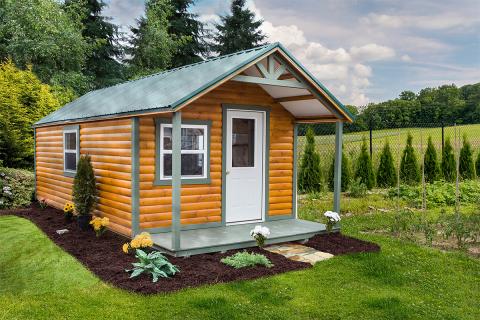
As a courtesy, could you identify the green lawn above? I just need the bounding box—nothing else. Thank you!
[1,213,479,320]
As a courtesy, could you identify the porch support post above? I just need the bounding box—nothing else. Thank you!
[333,121,343,214]
[171,111,182,250]
[131,117,140,236]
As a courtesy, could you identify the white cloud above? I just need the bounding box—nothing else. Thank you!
[401,54,412,62]
[350,44,396,62]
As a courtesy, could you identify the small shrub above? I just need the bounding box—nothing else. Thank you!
[376,141,397,188]
[328,150,351,192]
[324,211,341,232]
[441,138,456,182]
[390,209,416,238]
[0,167,34,209]
[221,251,273,269]
[459,136,475,180]
[413,216,436,246]
[38,199,48,209]
[126,249,179,282]
[298,128,322,193]
[90,216,109,237]
[72,155,97,216]
[438,211,474,249]
[250,225,270,247]
[348,178,367,198]
[123,232,154,254]
[400,133,420,185]
[355,138,375,189]
[424,136,440,183]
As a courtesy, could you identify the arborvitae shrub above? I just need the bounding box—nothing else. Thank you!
[400,133,420,185]
[328,150,351,192]
[354,138,375,190]
[476,152,480,178]
[459,135,475,180]
[72,155,97,216]
[298,128,322,193]
[376,141,397,187]
[441,138,456,182]
[424,136,440,183]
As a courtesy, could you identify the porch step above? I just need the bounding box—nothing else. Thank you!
[264,243,333,265]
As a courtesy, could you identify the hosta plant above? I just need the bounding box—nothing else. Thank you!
[324,211,341,232]
[221,251,273,269]
[126,249,179,282]
[250,225,270,247]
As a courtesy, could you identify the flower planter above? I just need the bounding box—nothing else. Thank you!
[77,214,92,231]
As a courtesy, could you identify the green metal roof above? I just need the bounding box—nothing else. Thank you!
[35,42,352,126]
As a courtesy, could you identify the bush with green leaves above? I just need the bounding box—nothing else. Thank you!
[441,138,456,182]
[459,136,475,180]
[298,127,322,193]
[348,178,368,198]
[72,155,97,216]
[354,138,375,190]
[221,251,273,269]
[438,211,478,249]
[0,167,34,209]
[424,136,440,183]
[126,249,179,282]
[328,150,351,192]
[400,133,420,185]
[376,141,397,188]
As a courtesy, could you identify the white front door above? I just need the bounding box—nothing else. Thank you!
[225,109,265,224]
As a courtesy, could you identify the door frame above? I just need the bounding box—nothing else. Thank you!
[221,104,270,226]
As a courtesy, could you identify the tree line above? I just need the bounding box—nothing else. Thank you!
[299,128,480,194]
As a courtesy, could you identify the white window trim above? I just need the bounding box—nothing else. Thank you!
[159,123,208,181]
[63,128,79,174]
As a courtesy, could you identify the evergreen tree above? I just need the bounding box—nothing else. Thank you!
[298,128,322,193]
[376,141,397,187]
[400,133,420,185]
[72,155,97,216]
[355,138,375,190]
[212,0,266,55]
[127,0,187,77]
[63,0,126,88]
[424,136,440,183]
[476,151,480,178]
[459,135,475,180]
[168,0,209,67]
[441,138,456,182]
[328,150,351,192]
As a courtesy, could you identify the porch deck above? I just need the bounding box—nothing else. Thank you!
[151,219,327,257]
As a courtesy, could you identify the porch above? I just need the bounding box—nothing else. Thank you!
[151,219,328,257]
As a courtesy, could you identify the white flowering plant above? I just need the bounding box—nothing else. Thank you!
[250,225,270,247]
[324,211,341,232]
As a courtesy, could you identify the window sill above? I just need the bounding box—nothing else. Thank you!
[153,177,211,186]
[64,171,76,178]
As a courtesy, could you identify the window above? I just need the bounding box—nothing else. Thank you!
[63,126,79,175]
[232,118,255,167]
[156,120,210,184]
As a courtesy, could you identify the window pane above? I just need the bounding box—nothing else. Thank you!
[181,128,204,150]
[163,127,172,150]
[65,152,76,171]
[64,132,76,150]
[163,154,204,177]
[232,118,255,167]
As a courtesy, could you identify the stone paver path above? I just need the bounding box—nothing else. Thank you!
[264,243,334,265]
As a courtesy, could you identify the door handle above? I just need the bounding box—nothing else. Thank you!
[226,170,230,175]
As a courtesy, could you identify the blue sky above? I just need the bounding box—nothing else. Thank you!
[104,0,480,106]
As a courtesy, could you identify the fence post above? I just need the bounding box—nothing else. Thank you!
[441,122,445,154]
[333,121,343,214]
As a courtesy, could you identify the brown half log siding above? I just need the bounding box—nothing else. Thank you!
[36,119,133,236]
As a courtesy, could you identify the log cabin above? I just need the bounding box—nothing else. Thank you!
[34,43,354,256]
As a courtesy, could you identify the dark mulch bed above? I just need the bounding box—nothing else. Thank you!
[306,232,381,255]
[1,204,379,294]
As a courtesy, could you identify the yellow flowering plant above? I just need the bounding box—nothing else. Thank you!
[90,216,109,237]
[63,202,75,222]
[122,232,153,254]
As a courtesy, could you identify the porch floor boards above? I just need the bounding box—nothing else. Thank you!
[151,219,327,257]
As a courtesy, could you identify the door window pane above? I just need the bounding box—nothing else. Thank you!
[232,118,255,167]
[163,154,204,177]
[64,132,76,150]
[65,152,77,171]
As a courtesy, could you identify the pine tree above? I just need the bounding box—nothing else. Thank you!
[72,155,97,216]
[168,0,209,67]
[212,0,266,55]
[400,133,420,185]
[355,138,375,190]
[441,138,456,182]
[63,0,125,88]
[298,128,322,193]
[424,136,440,183]
[459,135,475,180]
[376,141,397,187]
[328,150,351,192]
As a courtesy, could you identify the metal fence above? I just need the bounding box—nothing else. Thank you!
[296,122,480,215]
